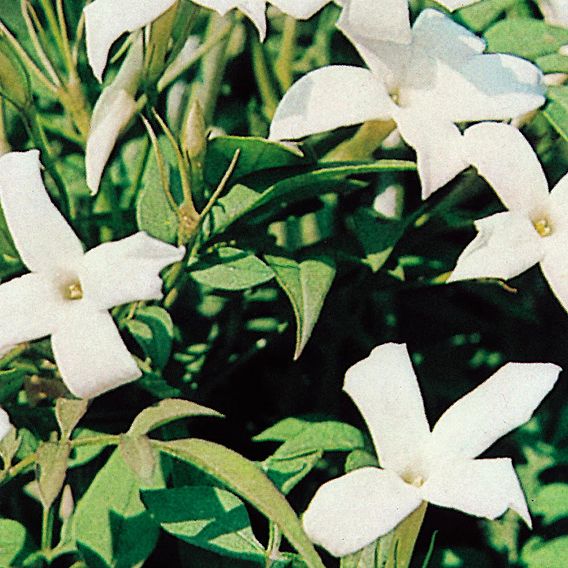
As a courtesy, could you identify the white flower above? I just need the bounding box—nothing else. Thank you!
[538,0,568,28]
[0,407,13,441]
[303,343,561,558]
[448,123,568,313]
[84,0,178,82]
[86,35,144,194]
[270,9,545,198]
[0,151,185,399]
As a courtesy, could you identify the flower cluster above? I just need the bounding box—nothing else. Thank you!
[0,0,565,565]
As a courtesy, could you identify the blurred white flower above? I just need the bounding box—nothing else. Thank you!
[270,9,545,198]
[0,151,185,399]
[538,0,568,28]
[303,342,561,557]
[0,407,12,441]
[449,123,568,314]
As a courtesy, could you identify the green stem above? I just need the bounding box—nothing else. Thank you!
[274,16,297,92]
[0,98,10,154]
[323,119,397,162]
[251,34,280,120]
[41,505,54,554]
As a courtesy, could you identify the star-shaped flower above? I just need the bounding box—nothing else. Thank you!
[302,342,560,557]
[449,122,568,312]
[270,9,545,198]
[0,151,185,399]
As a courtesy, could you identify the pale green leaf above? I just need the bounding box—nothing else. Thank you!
[36,441,70,509]
[119,435,156,483]
[55,399,89,440]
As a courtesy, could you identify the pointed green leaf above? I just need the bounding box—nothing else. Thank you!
[544,86,568,142]
[254,417,312,443]
[142,486,265,561]
[189,247,275,291]
[129,398,223,436]
[36,441,70,509]
[74,449,163,568]
[55,398,89,440]
[263,451,322,495]
[521,537,568,568]
[265,255,335,359]
[155,438,325,568]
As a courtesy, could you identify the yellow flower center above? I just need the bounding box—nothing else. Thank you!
[65,281,83,300]
[533,218,552,237]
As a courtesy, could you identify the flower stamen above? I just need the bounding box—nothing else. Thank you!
[65,281,83,300]
[533,218,552,237]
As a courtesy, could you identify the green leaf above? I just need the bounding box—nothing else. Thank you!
[265,255,336,359]
[55,399,89,440]
[142,486,265,562]
[544,86,568,142]
[0,427,20,469]
[521,537,568,568]
[0,519,34,567]
[189,247,275,291]
[254,417,313,443]
[271,421,365,460]
[136,151,179,244]
[263,451,322,495]
[36,441,71,509]
[340,542,377,568]
[345,449,378,473]
[0,368,25,403]
[126,306,175,369]
[536,53,568,74]
[74,449,163,568]
[155,438,325,568]
[532,483,568,524]
[128,398,223,436]
[457,0,518,32]
[205,135,306,187]
[485,19,568,59]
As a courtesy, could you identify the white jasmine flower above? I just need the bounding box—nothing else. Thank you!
[449,123,568,315]
[84,0,178,82]
[0,407,12,441]
[0,151,185,399]
[86,36,144,194]
[270,9,545,198]
[303,343,561,557]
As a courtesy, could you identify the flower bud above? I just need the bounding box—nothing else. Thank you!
[183,99,207,161]
[0,38,31,110]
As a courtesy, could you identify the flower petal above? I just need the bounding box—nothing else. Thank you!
[540,242,568,314]
[448,212,544,282]
[0,151,84,274]
[393,109,468,198]
[303,467,422,557]
[343,343,431,476]
[86,33,143,192]
[337,0,412,45]
[84,0,177,81]
[430,362,561,459]
[51,307,141,399]
[0,273,64,353]
[463,123,550,214]
[421,458,531,527]
[270,66,393,141]
[81,232,184,310]
[0,407,12,441]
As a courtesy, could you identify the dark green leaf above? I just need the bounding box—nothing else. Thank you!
[142,486,265,562]
[128,398,222,436]
[155,438,325,568]
[189,247,275,291]
[265,255,335,359]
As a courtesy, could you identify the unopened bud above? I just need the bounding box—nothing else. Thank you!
[183,99,207,161]
[59,484,74,521]
[0,37,31,110]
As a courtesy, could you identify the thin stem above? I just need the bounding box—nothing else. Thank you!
[251,34,280,120]
[274,16,297,92]
[0,21,56,93]
[55,0,75,75]
[71,12,85,66]
[0,98,10,154]
[41,505,54,553]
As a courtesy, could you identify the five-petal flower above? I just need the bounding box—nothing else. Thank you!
[449,122,568,313]
[270,9,545,198]
[302,342,560,557]
[0,150,185,399]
